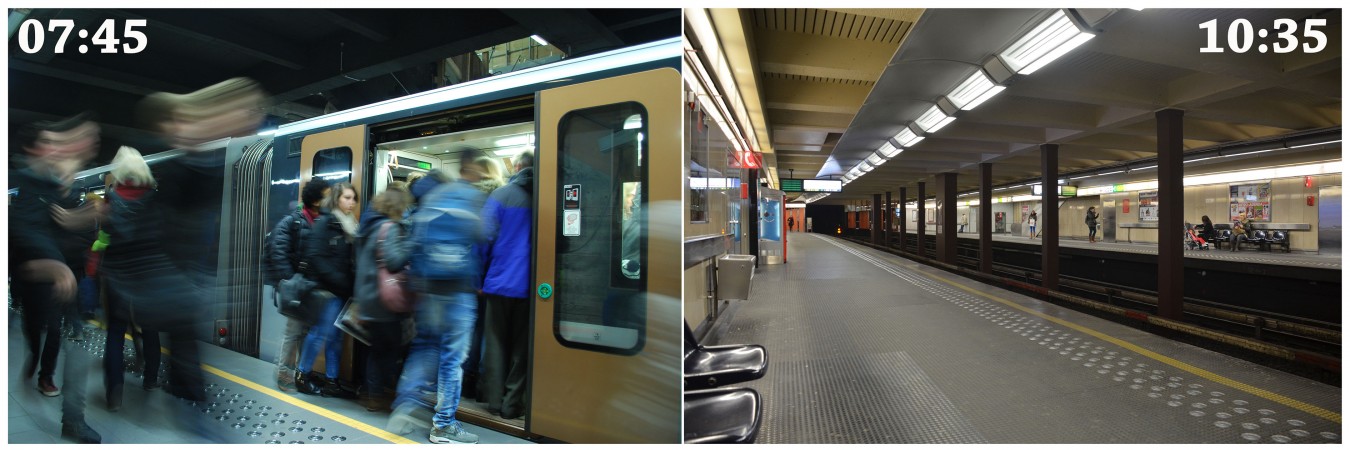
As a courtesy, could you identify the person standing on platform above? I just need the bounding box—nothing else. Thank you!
[9,112,103,443]
[959,213,968,233]
[266,177,331,391]
[297,182,360,398]
[480,151,534,420]
[1085,207,1100,243]
[1028,211,1038,239]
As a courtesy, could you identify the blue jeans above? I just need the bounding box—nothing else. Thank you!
[298,296,343,375]
[394,289,477,429]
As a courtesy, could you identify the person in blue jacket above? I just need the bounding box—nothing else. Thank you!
[479,151,534,419]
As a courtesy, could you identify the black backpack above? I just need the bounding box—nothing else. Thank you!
[262,211,307,286]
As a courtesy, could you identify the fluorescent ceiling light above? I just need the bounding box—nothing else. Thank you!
[1096,170,1125,176]
[1287,139,1341,150]
[866,153,887,166]
[531,35,549,46]
[893,126,924,147]
[946,70,1005,111]
[878,142,902,158]
[858,161,875,172]
[999,10,1094,75]
[1131,165,1156,171]
[914,105,950,132]
[495,135,534,147]
[929,116,956,133]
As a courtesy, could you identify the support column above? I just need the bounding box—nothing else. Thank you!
[885,191,892,247]
[936,173,958,264]
[872,193,883,245]
[749,168,760,268]
[1157,108,1185,320]
[898,187,908,253]
[979,163,993,274]
[917,181,927,259]
[1040,144,1059,291]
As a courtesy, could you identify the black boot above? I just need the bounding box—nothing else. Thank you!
[319,376,357,399]
[61,419,102,444]
[296,371,322,395]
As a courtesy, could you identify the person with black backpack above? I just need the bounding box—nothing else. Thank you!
[265,177,330,392]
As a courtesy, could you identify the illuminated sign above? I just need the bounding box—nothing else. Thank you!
[802,179,842,193]
[780,179,804,192]
[1032,184,1078,197]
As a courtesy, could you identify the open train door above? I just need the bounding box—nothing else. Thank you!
[295,124,368,381]
[531,68,682,443]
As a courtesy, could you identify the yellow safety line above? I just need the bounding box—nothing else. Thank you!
[85,319,419,443]
[846,242,1342,424]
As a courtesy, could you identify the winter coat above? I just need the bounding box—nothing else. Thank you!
[305,209,356,299]
[354,211,413,323]
[266,208,315,285]
[101,184,204,327]
[481,167,534,299]
[8,167,95,272]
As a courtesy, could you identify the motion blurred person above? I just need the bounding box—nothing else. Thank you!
[480,151,534,419]
[353,186,416,411]
[118,77,266,442]
[389,150,490,444]
[9,112,103,443]
[267,177,331,391]
[298,182,360,398]
[100,147,166,412]
[464,154,505,399]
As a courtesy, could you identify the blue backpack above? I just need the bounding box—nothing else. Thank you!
[409,183,483,281]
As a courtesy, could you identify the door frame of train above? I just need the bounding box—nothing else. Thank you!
[297,124,368,381]
[530,68,681,443]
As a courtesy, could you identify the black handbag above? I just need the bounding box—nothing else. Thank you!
[276,273,321,324]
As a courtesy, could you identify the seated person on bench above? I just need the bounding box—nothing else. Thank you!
[1230,212,1254,252]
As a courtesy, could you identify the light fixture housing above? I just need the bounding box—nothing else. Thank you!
[946,69,1006,111]
[998,9,1095,75]
[914,105,950,132]
[892,124,925,147]
[878,141,903,158]
[865,152,887,166]
[858,161,875,173]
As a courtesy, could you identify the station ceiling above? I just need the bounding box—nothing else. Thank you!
[725,8,1342,202]
[8,8,680,163]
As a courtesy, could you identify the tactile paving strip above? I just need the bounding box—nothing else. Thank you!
[819,235,1342,444]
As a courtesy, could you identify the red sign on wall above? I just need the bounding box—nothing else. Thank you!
[1122,199,1130,213]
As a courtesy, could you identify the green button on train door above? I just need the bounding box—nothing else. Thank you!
[531,68,681,443]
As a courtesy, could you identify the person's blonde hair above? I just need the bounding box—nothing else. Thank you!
[477,156,506,185]
[109,146,156,187]
[372,188,413,219]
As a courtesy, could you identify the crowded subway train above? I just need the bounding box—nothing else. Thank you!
[10,37,682,444]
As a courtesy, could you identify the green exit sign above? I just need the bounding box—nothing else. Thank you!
[417,161,432,170]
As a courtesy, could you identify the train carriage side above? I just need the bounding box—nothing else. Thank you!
[239,38,682,443]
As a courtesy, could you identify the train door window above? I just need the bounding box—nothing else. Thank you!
[554,102,647,354]
[313,147,353,184]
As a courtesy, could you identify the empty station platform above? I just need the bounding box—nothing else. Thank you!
[704,232,1341,444]
[7,316,531,445]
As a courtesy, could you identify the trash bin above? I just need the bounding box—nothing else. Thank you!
[717,254,756,301]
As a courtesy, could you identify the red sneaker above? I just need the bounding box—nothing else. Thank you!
[38,376,61,397]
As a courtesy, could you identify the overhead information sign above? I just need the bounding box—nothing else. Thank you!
[802,179,842,193]
[779,178,841,193]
